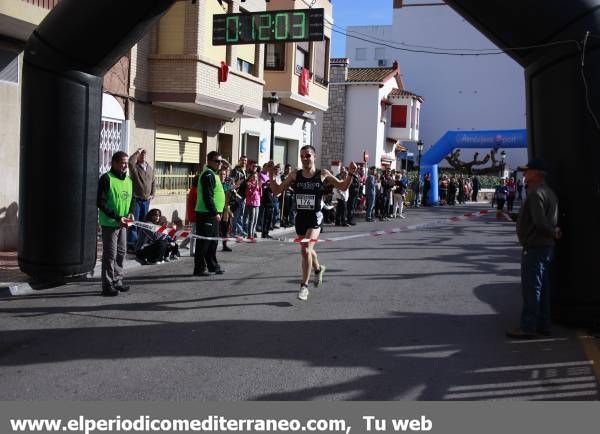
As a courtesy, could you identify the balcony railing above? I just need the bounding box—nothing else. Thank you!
[156,174,196,194]
[22,0,59,9]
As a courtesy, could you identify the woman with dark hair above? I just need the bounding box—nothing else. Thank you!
[135,208,180,264]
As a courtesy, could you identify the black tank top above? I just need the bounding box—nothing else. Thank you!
[293,169,323,212]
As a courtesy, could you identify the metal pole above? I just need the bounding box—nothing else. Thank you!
[416,149,422,205]
[270,115,275,161]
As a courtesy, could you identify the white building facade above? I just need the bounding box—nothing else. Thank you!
[345,0,527,169]
[317,58,422,171]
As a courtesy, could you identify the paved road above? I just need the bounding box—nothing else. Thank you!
[0,204,598,400]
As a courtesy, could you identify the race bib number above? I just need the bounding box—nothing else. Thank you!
[296,194,316,210]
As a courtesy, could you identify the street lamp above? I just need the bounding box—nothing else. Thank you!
[267,92,280,161]
[416,140,424,206]
[500,149,507,178]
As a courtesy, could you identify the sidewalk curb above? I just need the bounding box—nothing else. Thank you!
[0,281,36,297]
[0,256,146,299]
[1,226,298,297]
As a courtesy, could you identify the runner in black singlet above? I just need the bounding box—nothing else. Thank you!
[268,145,357,301]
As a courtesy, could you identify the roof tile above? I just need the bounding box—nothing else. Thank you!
[347,67,397,83]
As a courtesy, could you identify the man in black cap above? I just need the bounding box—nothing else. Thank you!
[507,158,561,339]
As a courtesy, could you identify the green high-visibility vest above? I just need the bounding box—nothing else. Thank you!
[98,171,133,228]
[195,167,225,213]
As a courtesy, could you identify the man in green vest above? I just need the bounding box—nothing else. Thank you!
[194,151,226,276]
[97,151,134,296]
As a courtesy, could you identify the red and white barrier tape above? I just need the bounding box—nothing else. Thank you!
[126,209,506,245]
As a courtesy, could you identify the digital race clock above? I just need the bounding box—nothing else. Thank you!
[212,8,324,46]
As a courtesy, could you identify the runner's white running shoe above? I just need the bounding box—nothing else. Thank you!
[314,265,327,287]
[298,284,309,301]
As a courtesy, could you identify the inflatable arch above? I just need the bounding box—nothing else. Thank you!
[19,0,600,324]
[420,130,527,204]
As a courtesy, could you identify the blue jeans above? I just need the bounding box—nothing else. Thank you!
[366,193,375,220]
[128,197,149,248]
[520,246,554,333]
[272,198,280,227]
[232,197,246,236]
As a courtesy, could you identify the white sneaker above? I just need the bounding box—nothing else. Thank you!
[399,214,406,219]
[298,285,309,301]
[314,265,327,287]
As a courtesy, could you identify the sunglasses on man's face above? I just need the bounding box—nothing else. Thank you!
[300,153,313,159]
[211,159,223,163]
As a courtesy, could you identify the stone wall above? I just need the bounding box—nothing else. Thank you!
[321,59,348,168]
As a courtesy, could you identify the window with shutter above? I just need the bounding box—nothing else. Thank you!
[265,43,285,70]
[313,37,329,85]
[295,41,310,75]
[391,105,407,128]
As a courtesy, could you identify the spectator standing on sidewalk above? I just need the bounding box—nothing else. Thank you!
[392,171,408,218]
[365,166,377,222]
[243,170,262,239]
[411,175,422,208]
[127,148,156,252]
[280,164,294,227]
[495,178,509,215]
[506,177,517,212]
[97,151,134,296]
[230,156,248,237]
[219,167,233,252]
[472,175,481,202]
[507,158,561,339]
[259,164,275,239]
[334,171,349,226]
[193,151,226,277]
[346,168,360,225]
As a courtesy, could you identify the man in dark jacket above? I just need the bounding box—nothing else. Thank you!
[507,158,561,339]
[194,151,226,276]
[230,156,248,236]
[97,151,134,296]
[471,176,481,202]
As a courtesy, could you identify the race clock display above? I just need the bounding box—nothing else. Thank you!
[213,8,324,46]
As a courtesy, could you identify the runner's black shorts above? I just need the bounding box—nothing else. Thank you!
[295,211,323,236]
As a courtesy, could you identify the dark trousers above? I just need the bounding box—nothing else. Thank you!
[128,198,149,248]
[220,219,229,248]
[346,193,358,223]
[507,195,516,212]
[194,212,220,272]
[261,205,273,237]
[335,199,347,225]
[282,193,293,226]
[137,239,169,263]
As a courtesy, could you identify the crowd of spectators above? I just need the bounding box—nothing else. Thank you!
[141,157,524,259]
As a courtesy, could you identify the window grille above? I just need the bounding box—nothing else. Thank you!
[99,119,126,175]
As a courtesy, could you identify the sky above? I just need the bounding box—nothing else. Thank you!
[330,0,393,58]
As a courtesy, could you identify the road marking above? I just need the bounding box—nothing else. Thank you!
[577,330,600,384]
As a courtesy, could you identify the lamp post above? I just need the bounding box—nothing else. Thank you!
[267,92,280,162]
[416,140,424,206]
[500,149,506,178]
